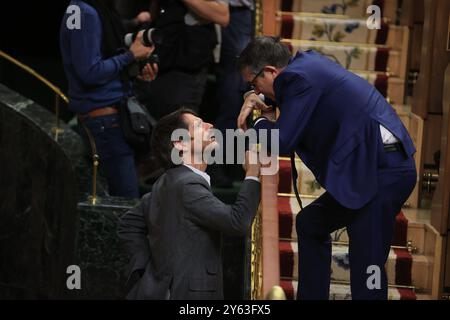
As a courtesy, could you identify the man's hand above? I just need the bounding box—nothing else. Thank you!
[137,63,158,82]
[129,31,154,61]
[237,92,272,131]
[135,11,151,24]
[243,150,261,178]
[182,0,229,27]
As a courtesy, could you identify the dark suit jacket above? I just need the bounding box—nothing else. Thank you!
[118,165,261,299]
[255,50,416,209]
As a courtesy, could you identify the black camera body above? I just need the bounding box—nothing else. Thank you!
[127,54,160,79]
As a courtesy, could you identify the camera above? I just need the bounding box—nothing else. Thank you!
[124,28,163,47]
[124,28,161,78]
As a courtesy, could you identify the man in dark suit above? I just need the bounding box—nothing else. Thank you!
[118,108,261,299]
[236,36,417,300]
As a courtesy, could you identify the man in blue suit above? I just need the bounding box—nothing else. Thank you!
[236,36,417,300]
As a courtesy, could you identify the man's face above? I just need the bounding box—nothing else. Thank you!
[183,113,217,155]
[242,66,276,100]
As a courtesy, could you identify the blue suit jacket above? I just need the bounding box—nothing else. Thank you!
[255,50,415,209]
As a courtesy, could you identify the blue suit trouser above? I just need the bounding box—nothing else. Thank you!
[296,149,416,300]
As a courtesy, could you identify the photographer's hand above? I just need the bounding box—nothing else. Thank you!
[135,11,152,24]
[137,63,158,82]
[130,31,154,61]
[182,0,229,27]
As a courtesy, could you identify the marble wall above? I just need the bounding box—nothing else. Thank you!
[72,198,138,299]
[0,83,86,298]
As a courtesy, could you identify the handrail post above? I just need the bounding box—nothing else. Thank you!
[52,94,64,141]
[80,122,101,205]
[89,153,100,205]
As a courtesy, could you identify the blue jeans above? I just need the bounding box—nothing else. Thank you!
[79,114,139,198]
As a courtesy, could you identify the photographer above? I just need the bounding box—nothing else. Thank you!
[60,0,157,198]
[134,0,230,120]
[114,0,155,32]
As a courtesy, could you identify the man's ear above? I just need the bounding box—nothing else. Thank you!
[265,65,279,78]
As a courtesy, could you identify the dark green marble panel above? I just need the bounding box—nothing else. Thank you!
[0,84,86,298]
[72,198,138,299]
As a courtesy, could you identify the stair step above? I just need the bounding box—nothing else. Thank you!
[279,196,412,247]
[279,241,433,290]
[280,279,416,300]
[284,39,401,79]
[279,0,399,22]
[279,241,429,287]
[415,293,433,300]
[277,14,398,47]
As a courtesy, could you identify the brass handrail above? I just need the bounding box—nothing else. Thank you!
[0,50,100,205]
[0,50,68,140]
[250,0,264,300]
[0,50,69,103]
[80,121,101,205]
[250,205,263,299]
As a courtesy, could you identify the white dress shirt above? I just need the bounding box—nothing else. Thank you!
[183,164,211,186]
[183,164,260,185]
[253,118,399,144]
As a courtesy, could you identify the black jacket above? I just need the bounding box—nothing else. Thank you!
[118,165,260,299]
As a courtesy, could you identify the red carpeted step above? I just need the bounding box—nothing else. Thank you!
[278,159,292,193]
[278,197,295,239]
[393,211,408,247]
[280,280,295,300]
[397,288,417,300]
[279,241,295,279]
[280,279,416,300]
[279,240,413,286]
[278,195,409,247]
[393,248,412,286]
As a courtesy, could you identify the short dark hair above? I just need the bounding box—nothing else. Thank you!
[151,108,197,169]
[237,36,292,74]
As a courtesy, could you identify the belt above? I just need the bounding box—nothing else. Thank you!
[384,143,401,153]
[77,106,118,121]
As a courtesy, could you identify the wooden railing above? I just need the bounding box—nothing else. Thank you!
[250,172,281,299]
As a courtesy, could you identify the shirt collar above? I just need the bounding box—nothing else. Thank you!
[183,164,211,186]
